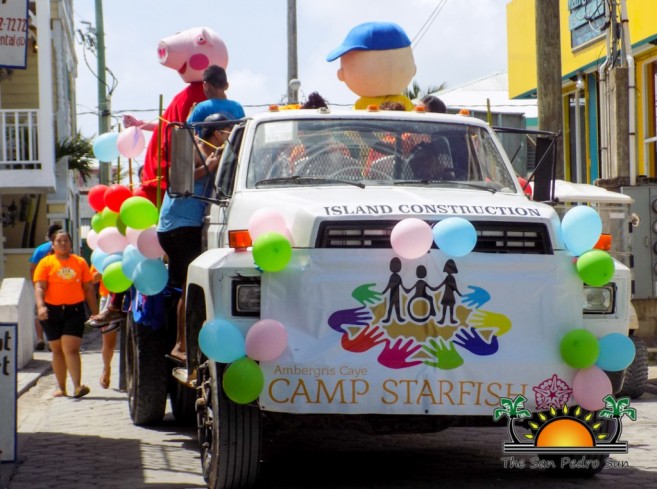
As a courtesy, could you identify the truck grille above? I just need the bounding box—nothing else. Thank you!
[316,220,552,254]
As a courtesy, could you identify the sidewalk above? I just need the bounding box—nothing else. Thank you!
[16,326,108,398]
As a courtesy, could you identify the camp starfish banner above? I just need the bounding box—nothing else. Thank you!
[0,0,29,69]
[259,249,582,416]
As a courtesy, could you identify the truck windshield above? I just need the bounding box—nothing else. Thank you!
[246,119,517,192]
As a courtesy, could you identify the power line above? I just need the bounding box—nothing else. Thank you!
[411,0,447,49]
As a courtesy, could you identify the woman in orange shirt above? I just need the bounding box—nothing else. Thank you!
[34,230,98,398]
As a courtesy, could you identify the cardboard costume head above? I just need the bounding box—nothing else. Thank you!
[327,22,416,110]
[157,27,229,83]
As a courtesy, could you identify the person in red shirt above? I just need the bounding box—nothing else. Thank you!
[122,26,229,207]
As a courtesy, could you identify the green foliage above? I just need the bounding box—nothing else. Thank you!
[403,80,446,101]
[56,132,95,184]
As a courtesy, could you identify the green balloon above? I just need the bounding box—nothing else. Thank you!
[120,196,159,230]
[116,215,127,236]
[222,357,264,404]
[560,328,599,369]
[576,249,614,286]
[252,232,292,272]
[102,261,133,293]
[91,212,104,233]
[101,207,119,229]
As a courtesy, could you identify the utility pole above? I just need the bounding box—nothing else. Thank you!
[535,0,564,180]
[287,0,299,104]
[95,0,111,185]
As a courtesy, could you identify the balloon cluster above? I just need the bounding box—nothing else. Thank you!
[561,206,614,286]
[93,128,146,161]
[86,184,167,296]
[560,329,636,410]
[391,217,477,259]
[198,318,288,404]
[196,208,295,404]
[248,208,293,272]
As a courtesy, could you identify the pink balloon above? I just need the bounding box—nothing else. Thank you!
[137,226,165,259]
[116,126,146,158]
[96,227,129,254]
[572,366,613,411]
[390,218,433,259]
[86,229,99,250]
[126,227,143,247]
[245,319,288,361]
[248,208,287,240]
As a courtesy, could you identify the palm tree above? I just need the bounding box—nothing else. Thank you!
[493,394,532,443]
[403,80,446,101]
[56,132,95,184]
[598,395,637,443]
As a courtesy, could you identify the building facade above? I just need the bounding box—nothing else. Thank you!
[507,0,657,184]
[0,0,80,280]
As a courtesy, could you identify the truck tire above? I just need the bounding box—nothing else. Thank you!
[126,313,169,425]
[198,361,261,489]
[619,336,649,399]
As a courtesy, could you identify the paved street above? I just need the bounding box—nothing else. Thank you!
[4,329,657,489]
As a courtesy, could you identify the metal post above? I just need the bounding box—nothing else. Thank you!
[95,0,111,185]
[287,0,298,104]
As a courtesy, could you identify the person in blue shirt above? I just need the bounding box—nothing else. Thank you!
[187,65,245,127]
[29,222,62,350]
[158,111,238,361]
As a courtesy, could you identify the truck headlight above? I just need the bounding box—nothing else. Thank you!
[232,279,260,316]
[583,284,615,314]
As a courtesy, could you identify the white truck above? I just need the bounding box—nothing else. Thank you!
[124,107,633,488]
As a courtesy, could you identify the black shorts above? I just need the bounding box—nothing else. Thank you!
[42,302,86,341]
[157,226,203,288]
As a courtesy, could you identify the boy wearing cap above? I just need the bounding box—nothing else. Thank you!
[187,65,245,126]
[327,21,416,111]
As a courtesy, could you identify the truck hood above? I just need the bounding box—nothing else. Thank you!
[226,186,562,249]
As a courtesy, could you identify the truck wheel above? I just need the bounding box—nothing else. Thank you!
[619,336,649,399]
[198,361,261,489]
[126,313,169,425]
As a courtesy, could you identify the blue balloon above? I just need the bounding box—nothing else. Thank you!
[93,132,120,162]
[102,253,123,271]
[133,258,168,296]
[432,217,477,257]
[596,333,636,371]
[561,205,602,256]
[198,319,246,363]
[121,244,147,280]
[91,249,109,272]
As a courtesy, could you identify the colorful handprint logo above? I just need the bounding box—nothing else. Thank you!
[327,257,512,370]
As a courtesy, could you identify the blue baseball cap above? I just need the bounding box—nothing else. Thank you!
[326,22,411,62]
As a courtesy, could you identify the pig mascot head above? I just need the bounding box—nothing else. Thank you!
[327,22,416,111]
[129,26,230,206]
[157,26,229,82]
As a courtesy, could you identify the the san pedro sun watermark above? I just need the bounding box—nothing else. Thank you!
[493,394,636,471]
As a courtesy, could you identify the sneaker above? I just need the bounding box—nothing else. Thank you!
[85,308,125,327]
[35,340,45,351]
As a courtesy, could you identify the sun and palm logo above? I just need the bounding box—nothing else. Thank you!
[494,394,636,455]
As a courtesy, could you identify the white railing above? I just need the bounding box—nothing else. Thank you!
[0,109,39,169]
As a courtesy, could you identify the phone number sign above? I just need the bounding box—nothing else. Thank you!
[0,0,29,69]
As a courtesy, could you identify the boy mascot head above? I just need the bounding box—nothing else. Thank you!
[327,22,416,111]
[125,27,229,206]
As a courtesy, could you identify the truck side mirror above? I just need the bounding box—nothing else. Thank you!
[169,126,195,196]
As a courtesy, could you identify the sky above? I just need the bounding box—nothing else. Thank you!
[73,0,510,166]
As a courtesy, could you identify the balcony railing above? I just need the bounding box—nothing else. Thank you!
[0,109,40,170]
